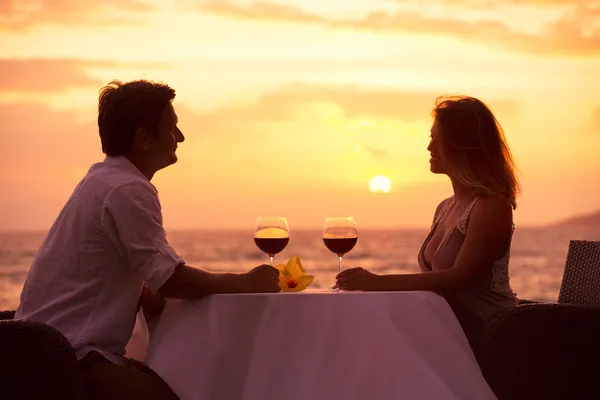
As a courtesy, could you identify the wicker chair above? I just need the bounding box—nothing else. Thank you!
[558,240,600,307]
[477,240,600,400]
[0,311,86,399]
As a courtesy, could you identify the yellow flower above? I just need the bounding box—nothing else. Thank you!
[275,256,315,292]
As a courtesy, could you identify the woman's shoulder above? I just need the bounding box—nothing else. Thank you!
[474,194,513,216]
[464,194,513,231]
[456,194,513,234]
[432,196,454,224]
[435,195,454,211]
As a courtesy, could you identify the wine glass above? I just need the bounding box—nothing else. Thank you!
[254,217,290,266]
[322,217,358,275]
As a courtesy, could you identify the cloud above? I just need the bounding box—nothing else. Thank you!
[0,0,154,30]
[0,102,100,170]
[0,84,517,174]
[199,0,323,23]
[427,0,588,7]
[0,59,109,92]
[172,84,517,185]
[193,84,518,127]
[0,58,171,93]
[193,0,600,56]
[361,145,389,157]
[182,85,439,148]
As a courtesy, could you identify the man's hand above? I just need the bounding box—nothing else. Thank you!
[240,264,281,293]
[138,283,166,322]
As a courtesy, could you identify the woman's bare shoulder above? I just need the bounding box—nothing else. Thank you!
[476,194,513,215]
[471,194,513,230]
[432,196,454,222]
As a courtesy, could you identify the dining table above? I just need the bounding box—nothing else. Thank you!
[144,290,497,400]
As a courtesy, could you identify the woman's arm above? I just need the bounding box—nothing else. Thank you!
[336,196,514,296]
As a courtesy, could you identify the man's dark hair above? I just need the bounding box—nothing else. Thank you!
[98,80,176,156]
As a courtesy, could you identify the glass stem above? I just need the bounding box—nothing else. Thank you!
[269,256,274,266]
[338,256,343,273]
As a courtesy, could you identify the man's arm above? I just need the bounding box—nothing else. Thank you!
[139,263,280,321]
[138,283,166,322]
[103,182,280,297]
[159,264,280,299]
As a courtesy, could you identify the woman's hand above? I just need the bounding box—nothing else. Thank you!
[336,267,382,291]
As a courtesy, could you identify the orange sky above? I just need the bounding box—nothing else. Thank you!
[1,0,599,230]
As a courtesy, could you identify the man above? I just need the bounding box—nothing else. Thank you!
[15,80,280,400]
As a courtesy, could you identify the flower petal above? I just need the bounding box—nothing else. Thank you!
[286,256,306,280]
[283,275,314,292]
[279,279,289,291]
[276,263,292,280]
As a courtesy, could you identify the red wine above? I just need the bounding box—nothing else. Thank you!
[323,237,357,257]
[254,237,289,256]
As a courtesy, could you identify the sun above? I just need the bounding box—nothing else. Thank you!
[369,176,392,193]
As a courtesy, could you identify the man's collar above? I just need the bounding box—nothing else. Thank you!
[103,156,149,181]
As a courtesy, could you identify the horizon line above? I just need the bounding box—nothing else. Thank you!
[0,223,569,234]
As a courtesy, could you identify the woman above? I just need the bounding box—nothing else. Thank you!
[336,95,520,347]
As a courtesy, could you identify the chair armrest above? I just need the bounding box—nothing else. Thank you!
[0,310,16,320]
[517,298,543,305]
[477,303,600,400]
[0,319,86,399]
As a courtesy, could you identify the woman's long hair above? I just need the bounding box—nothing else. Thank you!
[432,96,521,209]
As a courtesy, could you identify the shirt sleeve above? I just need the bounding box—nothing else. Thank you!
[102,181,184,291]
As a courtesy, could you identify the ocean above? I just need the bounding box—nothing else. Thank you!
[1,226,597,310]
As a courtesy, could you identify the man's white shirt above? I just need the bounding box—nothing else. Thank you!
[15,156,183,365]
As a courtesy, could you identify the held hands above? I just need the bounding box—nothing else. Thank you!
[242,264,281,293]
[336,267,381,291]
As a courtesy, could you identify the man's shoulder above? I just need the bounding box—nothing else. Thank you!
[86,160,156,193]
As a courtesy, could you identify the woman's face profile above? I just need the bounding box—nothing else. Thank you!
[427,119,448,175]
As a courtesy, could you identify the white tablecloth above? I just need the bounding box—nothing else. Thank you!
[146,290,497,400]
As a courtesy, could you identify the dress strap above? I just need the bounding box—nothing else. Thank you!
[432,197,453,227]
[457,197,480,233]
